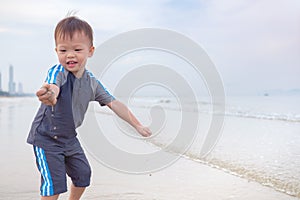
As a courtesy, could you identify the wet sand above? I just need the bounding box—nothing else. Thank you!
[2,145,298,200]
[1,138,298,200]
[0,97,298,199]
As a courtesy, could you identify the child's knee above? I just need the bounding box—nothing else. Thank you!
[71,164,92,187]
[72,166,91,187]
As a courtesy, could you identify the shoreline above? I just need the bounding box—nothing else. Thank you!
[2,152,298,200]
[193,157,299,199]
[0,97,299,199]
[0,93,35,97]
[76,152,299,200]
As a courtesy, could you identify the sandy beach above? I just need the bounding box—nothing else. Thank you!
[78,154,299,200]
[2,145,298,200]
[0,97,299,200]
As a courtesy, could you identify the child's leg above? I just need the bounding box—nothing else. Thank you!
[68,184,86,200]
[41,194,59,200]
[65,145,91,200]
[33,146,68,197]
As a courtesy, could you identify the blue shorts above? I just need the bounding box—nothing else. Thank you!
[33,142,91,196]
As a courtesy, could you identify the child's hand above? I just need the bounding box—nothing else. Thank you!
[36,83,57,106]
[107,100,152,137]
[136,125,152,137]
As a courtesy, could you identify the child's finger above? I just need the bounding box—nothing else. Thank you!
[42,83,51,90]
[138,126,152,137]
[143,127,152,137]
[36,87,48,97]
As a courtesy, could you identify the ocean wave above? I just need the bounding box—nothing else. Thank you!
[94,101,300,198]
[223,110,300,123]
[127,100,300,123]
[147,139,300,198]
[94,97,300,198]
[200,157,300,198]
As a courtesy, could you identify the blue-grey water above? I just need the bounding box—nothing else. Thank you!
[0,95,299,199]
[111,95,300,198]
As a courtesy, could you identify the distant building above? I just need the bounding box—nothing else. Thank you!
[18,82,23,94]
[8,65,16,94]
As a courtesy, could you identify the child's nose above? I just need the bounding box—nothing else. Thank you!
[67,52,75,58]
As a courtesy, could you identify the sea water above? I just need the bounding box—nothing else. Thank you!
[94,95,300,198]
[205,95,300,197]
[0,95,299,198]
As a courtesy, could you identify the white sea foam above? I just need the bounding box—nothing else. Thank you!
[111,95,300,198]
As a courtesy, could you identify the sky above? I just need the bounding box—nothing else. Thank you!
[0,0,299,95]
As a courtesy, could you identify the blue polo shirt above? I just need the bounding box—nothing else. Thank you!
[27,64,115,150]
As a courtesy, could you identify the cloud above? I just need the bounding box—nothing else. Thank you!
[0,0,299,94]
[182,0,300,90]
[0,28,9,33]
[0,1,58,23]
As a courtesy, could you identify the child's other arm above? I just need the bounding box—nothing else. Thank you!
[107,100,152,137]
[36,83,60,106]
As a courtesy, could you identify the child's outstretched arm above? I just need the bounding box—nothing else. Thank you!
[36,83,60,106]
[107,100,152,137]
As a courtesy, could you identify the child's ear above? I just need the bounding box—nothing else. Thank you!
[55,47,58,53]
[89,46,95,57]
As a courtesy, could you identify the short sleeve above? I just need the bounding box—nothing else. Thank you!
[95,80,115,106]
[45,64,64,87]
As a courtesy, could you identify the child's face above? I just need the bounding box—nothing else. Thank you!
[55,31,94,77]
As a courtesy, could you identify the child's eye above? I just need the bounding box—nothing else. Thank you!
[75,49,82,52]
[59,49,66,53]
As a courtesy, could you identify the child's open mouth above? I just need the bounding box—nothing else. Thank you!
[67,61,78,67]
